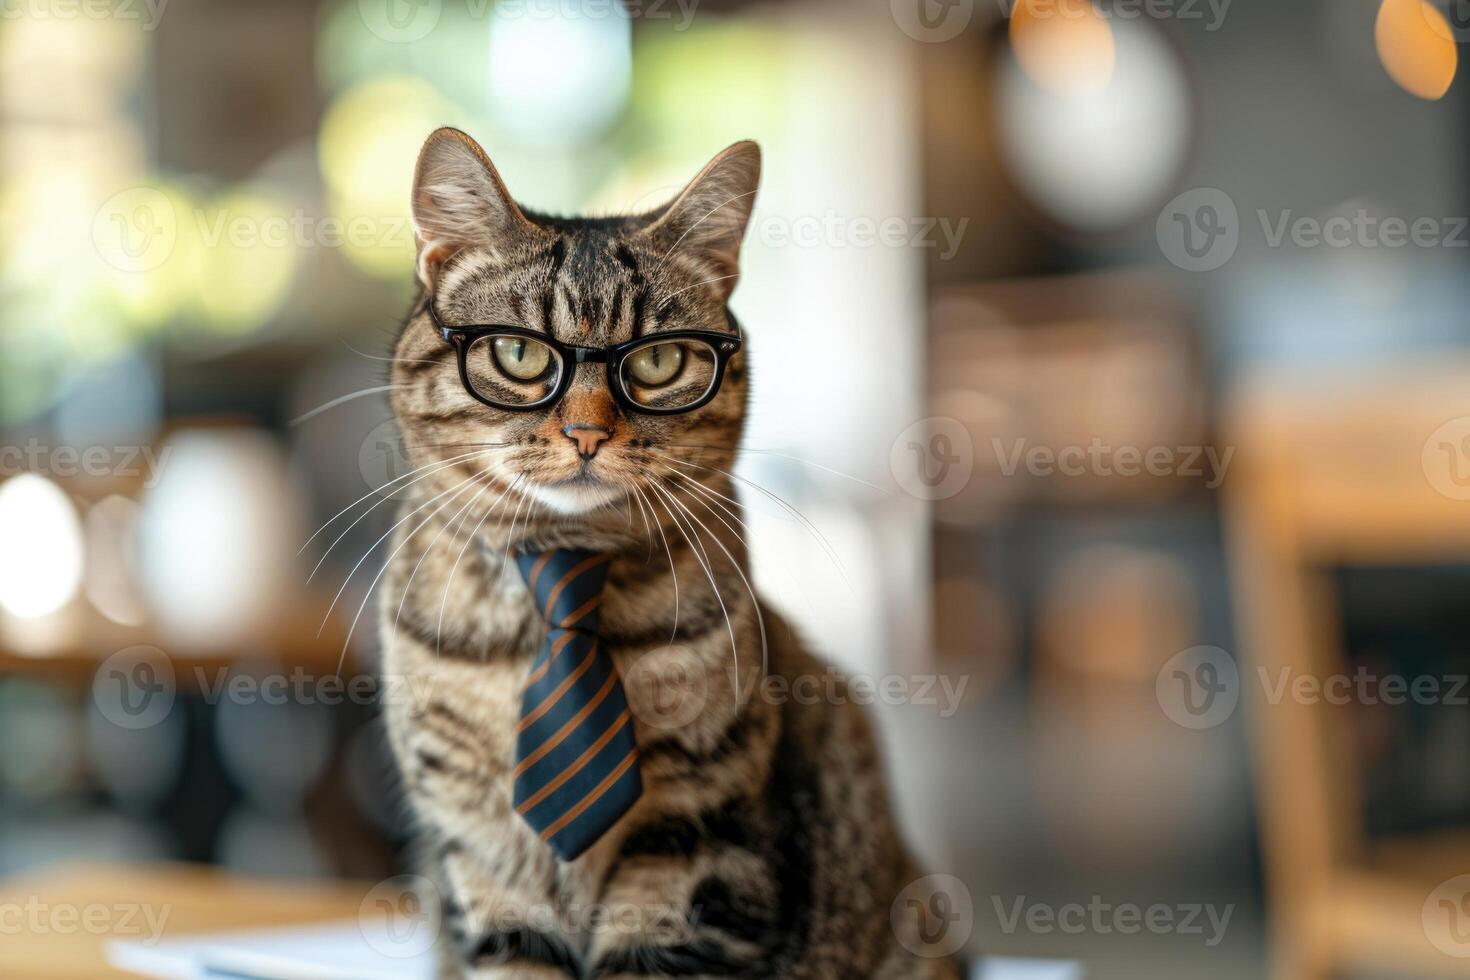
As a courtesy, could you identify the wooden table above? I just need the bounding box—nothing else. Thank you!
[0,863,373,979]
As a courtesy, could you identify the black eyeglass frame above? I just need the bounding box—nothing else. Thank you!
[426,299,743,416]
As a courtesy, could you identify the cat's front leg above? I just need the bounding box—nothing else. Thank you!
[436,842,585,980]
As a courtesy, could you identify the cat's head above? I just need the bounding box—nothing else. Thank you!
[391,128,759,519]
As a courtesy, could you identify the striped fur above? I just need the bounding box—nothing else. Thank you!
[380,129,960,979]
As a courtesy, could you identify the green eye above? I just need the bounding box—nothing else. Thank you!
[492,336,553,381]
[626,342,684,387]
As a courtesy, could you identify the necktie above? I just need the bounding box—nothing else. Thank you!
[512,548,642,861]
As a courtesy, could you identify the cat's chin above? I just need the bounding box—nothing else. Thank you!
[522,477,627,516]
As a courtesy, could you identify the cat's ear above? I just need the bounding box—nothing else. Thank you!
[640,141,761,292]
[411,127,539,289]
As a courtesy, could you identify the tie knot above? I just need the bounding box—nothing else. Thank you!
[515,548,610,632]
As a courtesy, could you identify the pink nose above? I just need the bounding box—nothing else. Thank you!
[562,424,611,460]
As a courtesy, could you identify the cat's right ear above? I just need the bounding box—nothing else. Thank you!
[411,127,538,290]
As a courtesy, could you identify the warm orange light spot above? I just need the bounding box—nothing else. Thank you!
[1375,0,1458,101]
[1009,0,1116,97]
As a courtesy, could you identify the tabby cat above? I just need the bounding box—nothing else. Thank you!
[380,127,961,979]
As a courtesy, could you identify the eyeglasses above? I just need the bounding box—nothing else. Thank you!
[427,299,742,415]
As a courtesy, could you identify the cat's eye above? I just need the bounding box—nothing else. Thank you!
[624,342,684,387]
[492,336,553,381]
[618,338,719,410]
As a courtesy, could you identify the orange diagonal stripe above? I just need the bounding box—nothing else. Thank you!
[542,554,611,620]
[539,747,640,842]
[515,708,632,815]
[513,669,620,777]
[558,593,601,629]
[523,631,577,688]
[526,551,554,592]
[517,643,598,733]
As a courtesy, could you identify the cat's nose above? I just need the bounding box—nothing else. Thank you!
[562,424,611,461]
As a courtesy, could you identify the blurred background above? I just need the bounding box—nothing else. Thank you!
[3,0,1470,977]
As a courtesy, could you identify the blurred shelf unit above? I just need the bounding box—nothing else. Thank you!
[928,271,1221,528]
[1224,358,1470,980]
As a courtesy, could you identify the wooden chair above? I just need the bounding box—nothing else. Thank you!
[1224,359,1470,980]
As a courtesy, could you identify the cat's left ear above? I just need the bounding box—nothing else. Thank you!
[639,141,761,293]
[411,127,540,289]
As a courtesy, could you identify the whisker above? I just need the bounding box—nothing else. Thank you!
[325,465,493,670]
[306,448,503,582]
[667,444,891,495]
[434,474,526,660]
[654,451,854,595]
[341,339,443,366]
[655,475,767,696]
[646,479,741,702]
[657,274,739,310]
[388,470,500,653]
[655,189,757,271]
[300,447,496,556]
[633,482,679,645]
[289,384,408,426]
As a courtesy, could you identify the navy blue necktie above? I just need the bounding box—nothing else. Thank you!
[512,548,641,861]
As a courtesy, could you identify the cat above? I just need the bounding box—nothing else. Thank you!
[379,126,962,979]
